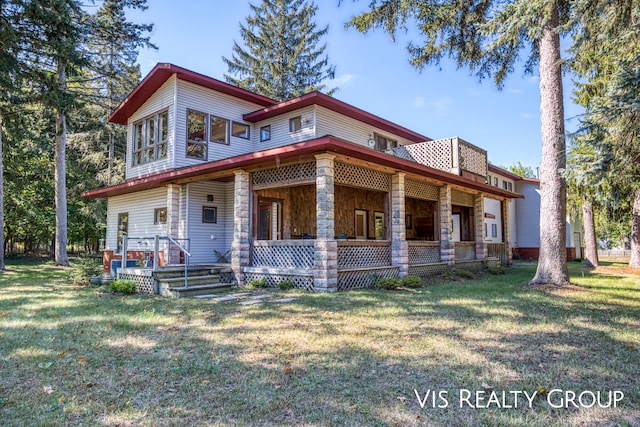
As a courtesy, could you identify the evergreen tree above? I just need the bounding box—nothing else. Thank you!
[347,0,636,285]
[223,0,336,101]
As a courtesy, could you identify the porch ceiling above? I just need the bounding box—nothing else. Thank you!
[82,136,523,200]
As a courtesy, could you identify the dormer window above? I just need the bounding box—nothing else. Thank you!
[132,110,168,166]
[374,133,397,152]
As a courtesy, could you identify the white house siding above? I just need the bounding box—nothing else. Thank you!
[125,76,176,180]
[514,181,541,248]
[508,199,518,248]
[106,187,168,251]
[315,105,417,148]
[185,181,230,263]
[173,80,267,168]
[483,197,503,243]
[253,106,317,150]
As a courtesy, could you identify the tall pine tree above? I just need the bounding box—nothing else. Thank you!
[347,0,637,285]
[223,0,336,101]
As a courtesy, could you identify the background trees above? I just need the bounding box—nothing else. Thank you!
[223,0,336,101]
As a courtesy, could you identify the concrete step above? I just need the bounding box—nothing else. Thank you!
[158,274,223,288]
[159,282,234,298]
[154,265,233,280]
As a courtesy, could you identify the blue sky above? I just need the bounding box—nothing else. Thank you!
[119,0,584,169]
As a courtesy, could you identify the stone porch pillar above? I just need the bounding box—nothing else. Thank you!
[474,194,486,261]
[391,172,408,277]
[231,170,251,285]
[439,185,455,267]
[502,199,512,266]
[166,184,182,264]
[314,154,338,292]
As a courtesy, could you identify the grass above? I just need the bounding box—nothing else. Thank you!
[0,259,639,426]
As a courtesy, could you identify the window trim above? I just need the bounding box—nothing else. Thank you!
[132,110,169,166]
[231,121,250,140]
[202,206,217,224]
[154,207,167,225]
[373,133,398,152]
[260,125,271,142]
[289,116,302,133]
[209,115,230,145]
[491,223,498,238]
[186,109,208,160]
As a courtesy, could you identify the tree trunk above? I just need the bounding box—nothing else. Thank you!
[630,189,640,270]
[0,115,5,270]
[54,62,70,267]
[529,2,570,286]
[582,196,598,268]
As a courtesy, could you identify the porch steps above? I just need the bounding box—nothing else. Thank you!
[155,265,234,298]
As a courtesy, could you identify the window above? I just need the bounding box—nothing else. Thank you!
[132,110,168,166]
[374,133,398,152]
[289,116,302,133]
[232,122,250,139]
[210,115,229,144]
[487,175,492,185]
[260,125,271,142]
[508,182,513,191]
[493,177,498,186]
[187,109,207,159]
[491,223,498,238]
[503,180,509,190]
[485,223,488,238]
[117,212,128,253]
[154,207,167,225]
[202,206,217,224]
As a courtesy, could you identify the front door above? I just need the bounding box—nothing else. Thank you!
[258,200,281,240]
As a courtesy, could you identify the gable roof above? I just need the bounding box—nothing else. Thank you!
[109,63,278,125]
[243,91,431,143]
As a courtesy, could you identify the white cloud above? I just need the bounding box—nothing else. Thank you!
[333,74,356,85]
[413,96,425,108]
[521,112,536,119]
[509,88,524,94]
[427,96,454,114]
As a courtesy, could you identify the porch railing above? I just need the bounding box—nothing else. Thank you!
[251,240,315,268]
[487,242,507,266]
[407,241,441,264]
[454,242,476,260]
[337,240,391,269]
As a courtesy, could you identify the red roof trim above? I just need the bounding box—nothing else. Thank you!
[109,63,277,125]
[83,137,522,200]
[243,91,431,143]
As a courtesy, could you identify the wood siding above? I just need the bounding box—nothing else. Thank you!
[125,76,176,180]
[185,181,230,263]
[315,105,417,148]
[173,80,270,168]
[106,187,168,251]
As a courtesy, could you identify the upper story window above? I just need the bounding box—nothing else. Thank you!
[187,109,207,159]
[260,125,271,142]
[507,182,513,191]
[289,116,302,133]
[493,177,498,187]
[374,133,398,152]
[210,115,229,145]
[232,122,250,139]
[132,110,168,166]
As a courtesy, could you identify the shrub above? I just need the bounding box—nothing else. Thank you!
[402,275,423,288]
[441,269,475,281]
[249,278,269,288]
[110,279,137,294]
[278,279,294,290]
[376,277,402,290]
[487,266,506,275]
[69,254,102,286]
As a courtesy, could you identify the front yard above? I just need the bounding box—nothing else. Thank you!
[1,260,638,426]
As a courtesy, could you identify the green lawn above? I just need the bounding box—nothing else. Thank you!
[1,260,638,426]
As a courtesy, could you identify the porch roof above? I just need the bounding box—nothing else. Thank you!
[82,136,523,200]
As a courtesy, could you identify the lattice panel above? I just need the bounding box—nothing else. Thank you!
[338,267,399,291]
[335,162,390,192]
[252,162,316,187]
[408,263,449,277]
[455,244,476,260]
[244,272,314,291]
[459,141,488,176]
[408,244,441,264]
[406,179,439,201]
[117,272,156,294]
[451,190,474,207]
[337,244,392,268]
[251,244,315,268]
[394,138,453,172]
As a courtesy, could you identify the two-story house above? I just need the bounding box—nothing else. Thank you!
[84,63,522,294]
